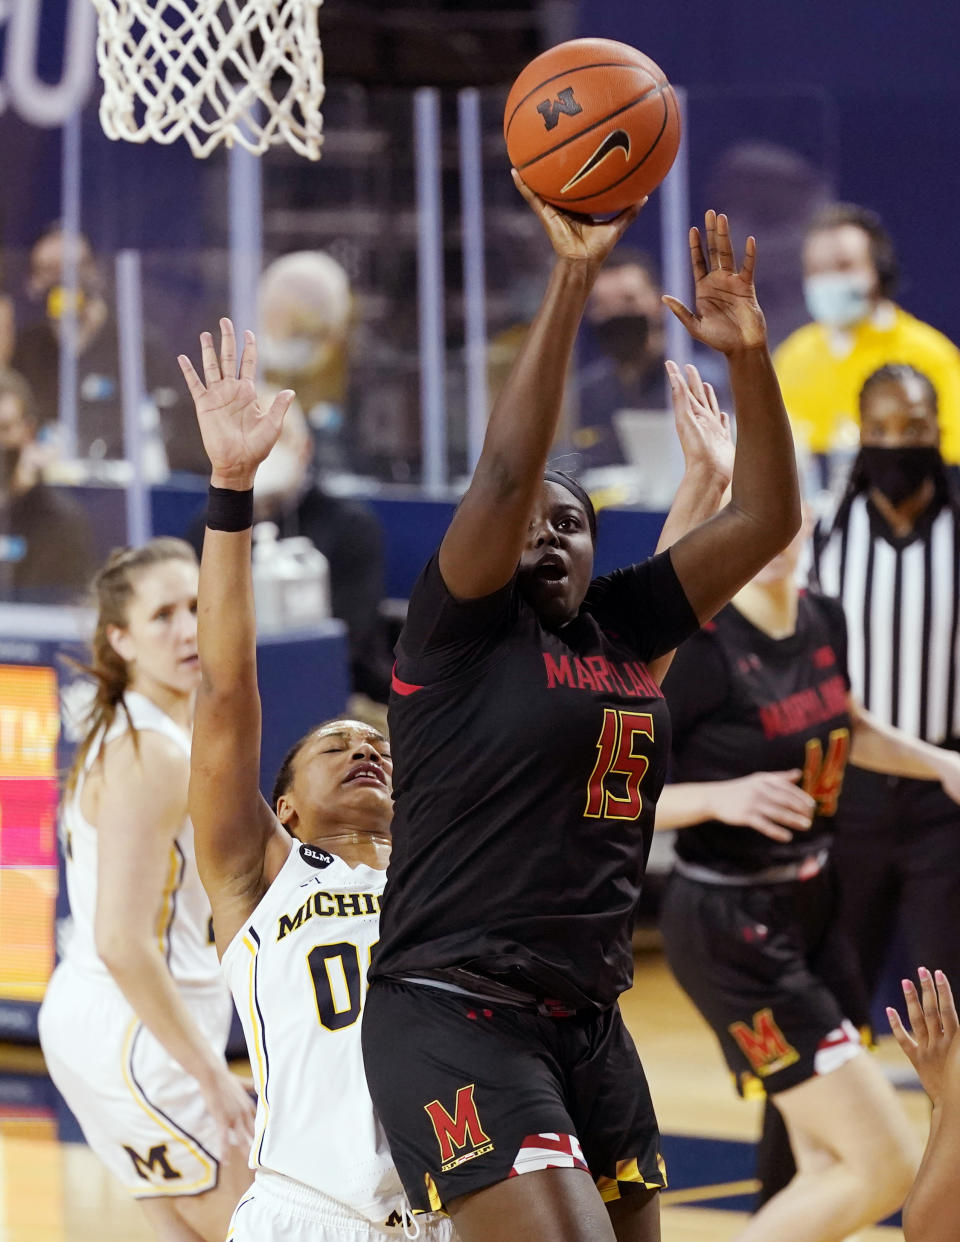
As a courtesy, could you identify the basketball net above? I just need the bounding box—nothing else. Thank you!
[90,0,325,159]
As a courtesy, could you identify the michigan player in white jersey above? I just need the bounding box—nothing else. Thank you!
[38,538,256,1242]
[180,320,455,1241]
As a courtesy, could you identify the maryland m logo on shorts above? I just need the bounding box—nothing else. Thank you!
[728,1008,800,1077]
[424,1084,494,1172]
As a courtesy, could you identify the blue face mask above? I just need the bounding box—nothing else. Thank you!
[803,273,873,329]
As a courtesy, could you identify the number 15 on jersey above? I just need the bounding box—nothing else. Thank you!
[584,709,654,820]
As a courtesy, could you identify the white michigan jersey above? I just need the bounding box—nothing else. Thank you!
[59,690,221,986]
[221,840,404,1225]
[39,691,231,1197]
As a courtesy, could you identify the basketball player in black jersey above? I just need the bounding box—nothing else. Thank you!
[658,517,960,1242]
[360,175,802,1242]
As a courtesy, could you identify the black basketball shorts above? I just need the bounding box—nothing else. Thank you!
[361,979,666,1214]
[660,867,870,1097]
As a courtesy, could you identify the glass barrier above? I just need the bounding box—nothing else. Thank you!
[1,58,838,606]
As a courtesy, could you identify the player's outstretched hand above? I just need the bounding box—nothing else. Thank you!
[666,360,734,489]
[178,317,295,491]
[713,770,816,842]
[200,1061,257,1155]
[889,968,960,1105]
[511,169,643,269]
[662,211,766,356]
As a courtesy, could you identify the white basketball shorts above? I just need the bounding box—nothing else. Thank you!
[227,1170,459,1242]
[39,962,232,1198]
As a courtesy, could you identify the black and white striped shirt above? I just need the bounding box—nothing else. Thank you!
[811,491,960,744]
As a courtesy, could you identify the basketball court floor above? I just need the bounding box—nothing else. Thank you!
[0,950,924,1241]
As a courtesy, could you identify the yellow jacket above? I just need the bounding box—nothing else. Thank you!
[773,305,960,463]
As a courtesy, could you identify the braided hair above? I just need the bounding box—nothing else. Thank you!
[828,364,942,529]
[859,363,938,413]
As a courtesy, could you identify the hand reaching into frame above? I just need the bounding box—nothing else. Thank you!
[662,210,767,355]
[666,359,735,490]
[178,317,295,491]
[511,169,643,271]
[888,967,960,1105]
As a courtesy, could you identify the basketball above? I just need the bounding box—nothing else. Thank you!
[503,38,681,216]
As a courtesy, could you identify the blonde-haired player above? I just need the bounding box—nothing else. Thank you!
[179,319,455,1242]
[38,538,256,1242]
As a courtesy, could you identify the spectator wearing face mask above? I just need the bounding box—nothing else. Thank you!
[0,366,94,601]
[258,251,355,473]
[11,223,192,469]
[774,204,960,476]
[185,395,393,705]
[575,247,726,468]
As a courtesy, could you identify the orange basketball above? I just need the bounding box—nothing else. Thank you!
[503,38,681,216]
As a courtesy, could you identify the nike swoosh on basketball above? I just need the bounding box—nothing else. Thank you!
[560,129,631,194]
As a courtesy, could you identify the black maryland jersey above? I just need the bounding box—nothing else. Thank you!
[663,592,852,875]
[372,551,699,1009]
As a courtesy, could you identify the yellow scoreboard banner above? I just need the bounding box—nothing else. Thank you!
[0,664,61,1000]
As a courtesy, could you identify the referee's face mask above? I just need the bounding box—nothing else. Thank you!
[858,375,943,506]
[857,445,943,506]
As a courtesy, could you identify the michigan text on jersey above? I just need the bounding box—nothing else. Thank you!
[277,891,381,941]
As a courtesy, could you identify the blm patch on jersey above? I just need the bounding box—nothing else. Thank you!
[300,843,335,869]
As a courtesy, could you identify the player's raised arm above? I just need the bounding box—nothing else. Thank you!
[661,212,801,622]
[437,174,641,600]
[655,362,733,554]
[178,319,295,950]
[647,362,733,682]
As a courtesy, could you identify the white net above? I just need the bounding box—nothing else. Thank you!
[90,0,325,159]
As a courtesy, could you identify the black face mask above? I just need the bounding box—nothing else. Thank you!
[857,444,943,506]
[592,313,651,364]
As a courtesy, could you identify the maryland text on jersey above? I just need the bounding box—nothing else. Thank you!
[277,890,382,941]
[758,674,847,741]
[542,652,661,697]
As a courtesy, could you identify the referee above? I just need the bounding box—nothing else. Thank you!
[811,362,960,996]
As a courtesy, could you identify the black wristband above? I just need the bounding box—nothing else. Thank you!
[206,485,254,532]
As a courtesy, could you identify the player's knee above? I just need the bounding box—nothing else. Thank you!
[875,1142,918,1216]
[847,1131,917,1221]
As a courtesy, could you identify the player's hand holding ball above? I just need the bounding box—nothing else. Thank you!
[509,169,641,270]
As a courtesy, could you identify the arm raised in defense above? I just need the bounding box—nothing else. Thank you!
[178,320,296,953]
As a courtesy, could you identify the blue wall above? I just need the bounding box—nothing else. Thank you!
[577,0,960,342]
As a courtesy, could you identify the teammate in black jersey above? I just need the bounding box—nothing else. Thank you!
[361,176,803,1242]
[658,515,960,1242]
